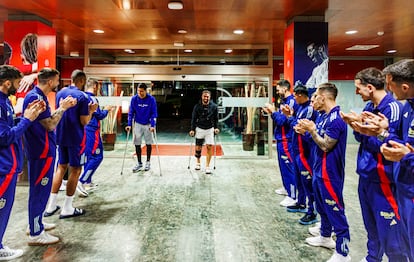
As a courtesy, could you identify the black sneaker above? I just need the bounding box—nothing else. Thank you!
[286,203,307,213]
[299,213,318,225]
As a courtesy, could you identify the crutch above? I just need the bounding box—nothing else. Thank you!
[120,129,130,175]
[213,134,217,170]
[187,137,193,169]
[152,128,162,176]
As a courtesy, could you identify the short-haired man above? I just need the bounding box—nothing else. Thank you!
[125,83,158,172]
[0,65,45,260]
[262,80,297,207]
[189,90,219,174]
[297,83,351,262]
[23,68,77,245]
[341,67,408,261]
[45,69,97,219]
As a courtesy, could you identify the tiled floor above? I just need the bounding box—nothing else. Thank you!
[6,138,369,262]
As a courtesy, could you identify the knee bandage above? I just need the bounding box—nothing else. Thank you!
[195,150,202,158]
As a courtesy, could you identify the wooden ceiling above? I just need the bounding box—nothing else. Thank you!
[0,0,413,60]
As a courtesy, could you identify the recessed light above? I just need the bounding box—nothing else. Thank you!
[346,45,379,51]
[225,49,233,54]
[173,42,184,47]
[345,30,358,35]
[233,29,244,35]
[184,49,192,53]
[178,29,187,34]
[377,31,384,36]
[70,51,79,57]
[124,49,135,53]
[168,1,183,10]
[93,29,104,34]
[122,0,131,10]
[387,49,397,53]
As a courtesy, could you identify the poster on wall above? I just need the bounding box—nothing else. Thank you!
[294,22,328,91]
[4,21,56,112]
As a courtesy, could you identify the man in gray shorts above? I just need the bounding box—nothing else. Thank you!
[125,83,158,172]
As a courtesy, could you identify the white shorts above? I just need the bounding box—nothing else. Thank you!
[133,123,154,145]
[195,127,214,145]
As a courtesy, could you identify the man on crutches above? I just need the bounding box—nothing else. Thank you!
[125,83,158,172]
[189,90,220,174]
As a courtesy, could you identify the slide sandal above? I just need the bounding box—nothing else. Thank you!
[59,208,85,219]
[44,205,61,217]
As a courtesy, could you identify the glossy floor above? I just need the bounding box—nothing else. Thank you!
[7,143,370,262]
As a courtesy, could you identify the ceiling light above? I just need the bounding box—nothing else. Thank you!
[122,0,131,10]
[225,49,233,53]
[70,51,79,57]
[233,29,244,35]
[168,1,183,10]
[124,49,135,53]
[173,42,184,47]
[387,49,397,53]
[184,49,192,53]
[346,45,379,51]
[93,29,104,34]
[345,30,358,35]
[377,31,384,36]
[178,29,187,34]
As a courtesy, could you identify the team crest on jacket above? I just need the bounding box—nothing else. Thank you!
[0,198,6,209]
[41,177,49,186]
[95,148,101,155]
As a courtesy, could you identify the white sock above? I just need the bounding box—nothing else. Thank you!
[45,193,58,213]
[62,195,75,215]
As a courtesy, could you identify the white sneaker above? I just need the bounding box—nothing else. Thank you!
[26,222,56,235]
[305,235,336,249]
[195,163,201,170]
[205,167,212,174]
[308,222,321,236]
[76,181,89,197]
[279,196,296,207]
[274,187,288,196]
[326,251,351,262]
[84,183,98,192]
[0,246,23,260]
[28,231,60,246]
[59,180,67,191]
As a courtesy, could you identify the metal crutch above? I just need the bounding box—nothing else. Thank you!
[213,134,217,170]
[187,137,193,170]
[152,128,162,176]
[120,129,130,175]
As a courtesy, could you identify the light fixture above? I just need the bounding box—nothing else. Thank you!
[387,49,397,53]
[345,30,358,35]
[122,0,131,10]
[93,29,104,34]
[168,1,183,10]
[225,49,233,54]
[233,29,244,35]
[346,45,379,51]
[377,31,384,36]
[178,29,187,34]
[184,49,192,53]
[70,51,79,57]
[124,49,135,53]
[173,42,184,47]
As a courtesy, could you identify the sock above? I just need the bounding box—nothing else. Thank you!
[45,193,58,213]
[146,144,152,161]
[135,145,142,163]
[62,195,75,215]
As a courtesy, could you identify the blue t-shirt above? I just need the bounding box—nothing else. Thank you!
[313,106,347,182]
[23,86,56,160]
[56,86,89,146]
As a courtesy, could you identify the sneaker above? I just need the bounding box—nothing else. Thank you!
[133,163,143,173]
[327,251,351,262]
[299,213,318,225]
[305,235,336,249]
[308,224,321,236]
[26,222,56,235]
[59,180,67,191]
[274,187,288,196]
[205,167,212,174]
[195,163,201,170]
[279,196,296,207]
[287,203,308,213]
[144,161,151,171]
[28,231,60,246]
[84,182,98,192]
[76,181,89,197]
[0,246,23,260]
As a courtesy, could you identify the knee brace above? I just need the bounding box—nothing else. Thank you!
[195,150,202,159]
